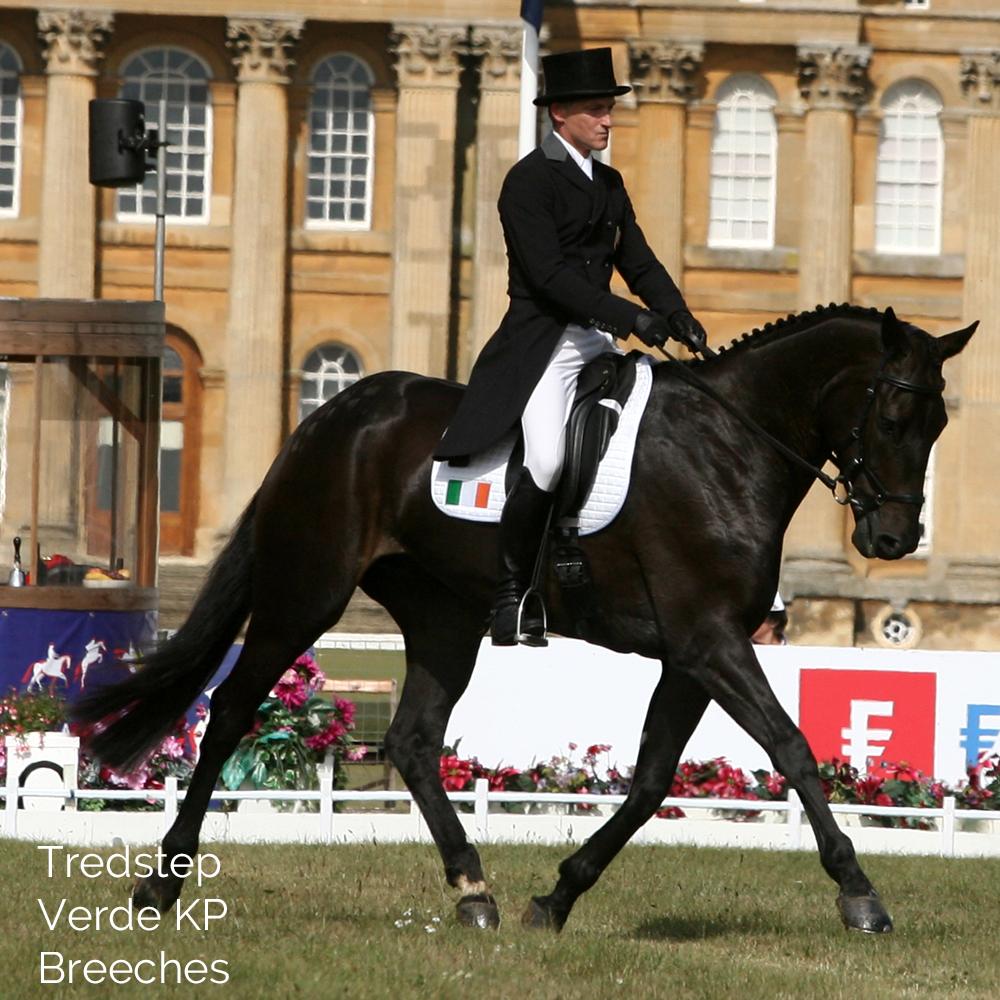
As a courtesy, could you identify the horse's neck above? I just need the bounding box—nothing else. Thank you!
[719,322,876,456]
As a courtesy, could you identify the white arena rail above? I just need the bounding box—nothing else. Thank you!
[4,774,1000,858]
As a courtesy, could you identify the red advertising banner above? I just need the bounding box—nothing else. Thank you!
[799,669,937,776]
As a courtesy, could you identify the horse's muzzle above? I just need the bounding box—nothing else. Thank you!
[851,512,918,561]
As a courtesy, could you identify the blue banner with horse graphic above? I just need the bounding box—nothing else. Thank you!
[0,608,156,700]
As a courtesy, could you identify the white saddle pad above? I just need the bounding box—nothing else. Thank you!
[431,356,654,535]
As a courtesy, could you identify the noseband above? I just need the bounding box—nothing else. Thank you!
[831,363,941,514]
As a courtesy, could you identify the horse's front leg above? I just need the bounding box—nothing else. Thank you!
[524,666,711,931]
[688,627,892,933]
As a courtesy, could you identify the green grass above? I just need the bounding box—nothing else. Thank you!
[1,839,996,999]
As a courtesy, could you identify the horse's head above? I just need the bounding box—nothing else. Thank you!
[836,308,975,560]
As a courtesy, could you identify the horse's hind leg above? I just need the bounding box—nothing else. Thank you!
[363,559,498,928]
[525,666,710,931]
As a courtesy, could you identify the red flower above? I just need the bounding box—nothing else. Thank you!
[855,775,885,804]
[765,773,786,796]
[656,805,685,820]
[883,761,921,783]
[440,754,473,792]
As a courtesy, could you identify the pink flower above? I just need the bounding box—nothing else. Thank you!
[157,735,185,760]
[334,698,356,729]
[293,653,326,692]
[273,672,308,710]
[305,718,347,752]
[345,745,368,762]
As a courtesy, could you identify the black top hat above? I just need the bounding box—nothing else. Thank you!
[533,47,631,107]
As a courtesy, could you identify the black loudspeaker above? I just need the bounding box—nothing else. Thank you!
[88,98,148,187]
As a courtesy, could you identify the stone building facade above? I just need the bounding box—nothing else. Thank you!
[0,0,997,648]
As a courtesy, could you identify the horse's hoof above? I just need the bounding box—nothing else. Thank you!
[521,896,564,932]
[132,877,181,915]
[837,893,893,934]
[456,893,500,930]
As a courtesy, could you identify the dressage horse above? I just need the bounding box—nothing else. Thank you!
[75,304,974,934]
[22,644,72,693]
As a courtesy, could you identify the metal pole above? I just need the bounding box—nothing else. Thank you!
[153,98,167,301]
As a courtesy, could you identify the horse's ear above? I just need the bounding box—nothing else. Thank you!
[881,306,909,358]
[934,319,978,361]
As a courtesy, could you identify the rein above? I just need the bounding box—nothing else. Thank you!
[656,345,940,513]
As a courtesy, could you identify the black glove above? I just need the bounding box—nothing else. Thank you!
[632,309,671,349]
[668,309,708,354]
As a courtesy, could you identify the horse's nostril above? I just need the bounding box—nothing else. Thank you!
[875,534,904,558]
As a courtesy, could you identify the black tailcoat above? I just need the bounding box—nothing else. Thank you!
[435,131,687,460]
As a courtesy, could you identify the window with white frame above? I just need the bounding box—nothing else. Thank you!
[298,343,364,422]
[117,47,212,222]
[708,75,777,249]
[875,80,943,255]
[0,43,22,217]
[913,446,935,557]
[903,1,930,10]
[306,53,375,229]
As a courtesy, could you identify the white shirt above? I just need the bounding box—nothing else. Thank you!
[551,130,593,181]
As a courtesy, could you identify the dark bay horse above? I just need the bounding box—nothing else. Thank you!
[75,304,974,934]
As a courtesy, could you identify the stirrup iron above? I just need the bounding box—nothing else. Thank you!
[516,587,548,647]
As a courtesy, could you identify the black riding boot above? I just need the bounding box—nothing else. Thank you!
[491,470,553,647]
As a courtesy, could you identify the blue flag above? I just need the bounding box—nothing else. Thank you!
[521,0,544,33]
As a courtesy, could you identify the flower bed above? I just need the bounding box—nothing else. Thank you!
[1,653,365,812]
[438,741,1000,829]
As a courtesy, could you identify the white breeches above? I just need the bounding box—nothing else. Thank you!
[521,323,621,492]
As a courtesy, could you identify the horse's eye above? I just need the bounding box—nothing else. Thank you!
[877,416,896,434]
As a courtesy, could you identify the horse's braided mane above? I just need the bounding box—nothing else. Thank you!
[691,302,884,367]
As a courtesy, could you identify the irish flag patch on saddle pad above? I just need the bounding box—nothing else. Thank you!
[430,356,653,535]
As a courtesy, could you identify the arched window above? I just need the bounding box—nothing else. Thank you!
[299,343,363,422]
[306,53,374,229]
[0,43,23,217]
[875,80,943,255]
[709,75,777,249]
[117,47,212,222]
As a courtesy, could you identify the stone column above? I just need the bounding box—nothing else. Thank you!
[951,51,1000,557]
[783,47,870,593]
[221,18,302,525]
[796,44,871,311]
[389,22,466,377]
[31,12,112,555]
[36,9,112,297]
[628,39,703,281]
[466,24,520,370]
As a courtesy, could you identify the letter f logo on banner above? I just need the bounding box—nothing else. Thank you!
[841,700,894,771]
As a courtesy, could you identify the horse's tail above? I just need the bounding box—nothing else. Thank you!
[20,663,34,684]
[73,495,259,772]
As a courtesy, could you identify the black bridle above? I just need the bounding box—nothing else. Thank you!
[831,363,941,514]
[658,346,942,515]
